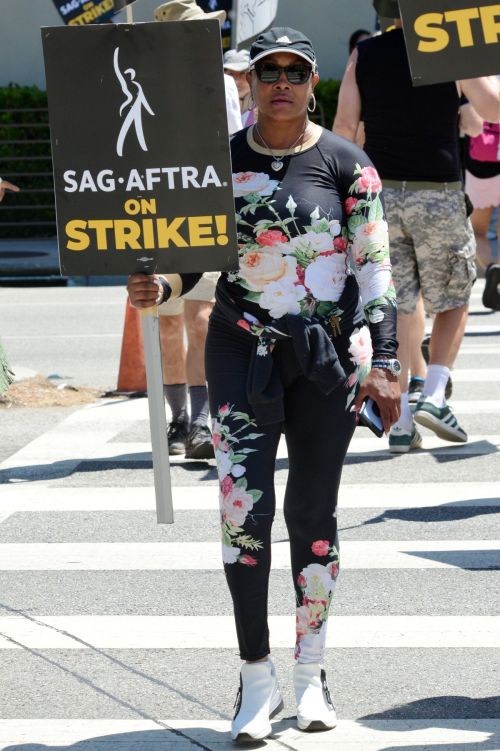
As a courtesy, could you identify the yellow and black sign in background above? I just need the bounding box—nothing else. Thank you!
[41,21,238,276]
[399,0,500,85]
[52,0,135,25]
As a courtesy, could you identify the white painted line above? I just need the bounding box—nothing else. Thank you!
[0,482,496,521]
[448,368,500,382]
[427,323,499,335]
[81,433,500,464]
[463,325,499,334]
[450,400,500,414]
[0,397,148,472]
[3,334,121,340]
[0,541,496,571]
[458,345,500,354]
[0,615,497,650]
[6,432,498,476]
[0,719,498,750]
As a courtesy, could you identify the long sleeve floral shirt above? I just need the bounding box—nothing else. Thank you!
[218,126,397,400]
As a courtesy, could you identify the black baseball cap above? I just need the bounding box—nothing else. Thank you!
[250,27,317,68]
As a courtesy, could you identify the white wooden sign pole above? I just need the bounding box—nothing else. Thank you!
[123,3,173,526]
[141,308,174,524]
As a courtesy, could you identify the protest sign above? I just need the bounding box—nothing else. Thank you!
[198,0,233,49]
[399,0,500,85]
[234,0,278,47]
[52,0,136,25]
[42,21,238,276]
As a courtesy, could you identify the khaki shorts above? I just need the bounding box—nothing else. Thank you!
[158,272,219,316]
[383,184,476,315]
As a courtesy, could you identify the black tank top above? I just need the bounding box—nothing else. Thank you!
[356,29,461,182]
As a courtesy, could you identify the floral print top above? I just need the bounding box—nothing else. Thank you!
[224,126,397,362]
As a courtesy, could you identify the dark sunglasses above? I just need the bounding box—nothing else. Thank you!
[253,61,313,85]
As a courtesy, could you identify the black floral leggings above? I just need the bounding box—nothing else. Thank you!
[205,315,356,662]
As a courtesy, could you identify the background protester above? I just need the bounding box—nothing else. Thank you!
[154,0,241,459]
[223,48,256,127]
[333,0,500,453]
[128,25,399,742]
[463,108,500,310]
[348,28,371,54]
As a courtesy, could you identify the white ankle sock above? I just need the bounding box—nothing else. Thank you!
[423,364,450,407]
[392,392,412,432]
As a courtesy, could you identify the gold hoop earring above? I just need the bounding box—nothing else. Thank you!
[308,94,317,113]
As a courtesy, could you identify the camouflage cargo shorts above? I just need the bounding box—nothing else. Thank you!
[383,184,476,315]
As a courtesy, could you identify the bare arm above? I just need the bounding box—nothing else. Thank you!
[459,102,483,137]
[332,49,362,142]
[460,76,500,123]
[0,179,20,203]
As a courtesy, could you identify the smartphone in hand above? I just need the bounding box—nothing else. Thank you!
[358,398,384,438]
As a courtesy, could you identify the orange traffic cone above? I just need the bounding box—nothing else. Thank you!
[116,298,147,394]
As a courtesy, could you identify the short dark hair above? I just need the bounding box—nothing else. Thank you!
[348,29,371,53]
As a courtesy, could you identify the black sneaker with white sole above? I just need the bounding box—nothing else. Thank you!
[185,423,215,460]
[166,420,189,455]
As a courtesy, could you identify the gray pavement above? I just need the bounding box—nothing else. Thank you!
[0,280,499,750]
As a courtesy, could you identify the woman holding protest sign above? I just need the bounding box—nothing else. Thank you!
[128,26,399,742]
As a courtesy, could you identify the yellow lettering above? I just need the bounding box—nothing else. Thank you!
[140,198,157,215]
[87,220,113,250]
[415,13,449,52]
[157,217,188,248]
[124,198,156,216]
[124,199,141,216]
[114,220,142,250]
[444,7,480,46]
[66,220,89,251]
[480,4,500,42]
[188,216,214,247]
[142,219,155,249]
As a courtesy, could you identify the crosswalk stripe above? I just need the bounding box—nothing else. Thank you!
[0,540,496,571]
[0,719,498,750]
[1,388,498,477]
[0,615,498,649]
[3,434,497,479]
[444,368,500,381]
[458,344,500,354]
[77,435,500,463]
[0,481,497,515]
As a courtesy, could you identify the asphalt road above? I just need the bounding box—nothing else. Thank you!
[0,280,499,750]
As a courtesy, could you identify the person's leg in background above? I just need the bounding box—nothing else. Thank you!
[408,295,427,408]
[205,317,283,741]
[184,298,215,459]
[413,188,475,442]
[473,204,500,311]
[383,186,422,453]
[471,205,495,271]
[159,307,189,455]
[465,170,500,310]
[282,336,356,731]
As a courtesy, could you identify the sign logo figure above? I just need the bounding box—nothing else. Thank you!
[114,47,154,157]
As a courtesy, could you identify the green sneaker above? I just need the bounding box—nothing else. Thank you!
[414,397,467,443]
[388,424,423,454]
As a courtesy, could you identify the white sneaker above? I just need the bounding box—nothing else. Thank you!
[294,662,337,732]
[231,659,284,741]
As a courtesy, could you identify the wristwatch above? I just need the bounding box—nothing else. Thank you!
[371,358,401,376]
